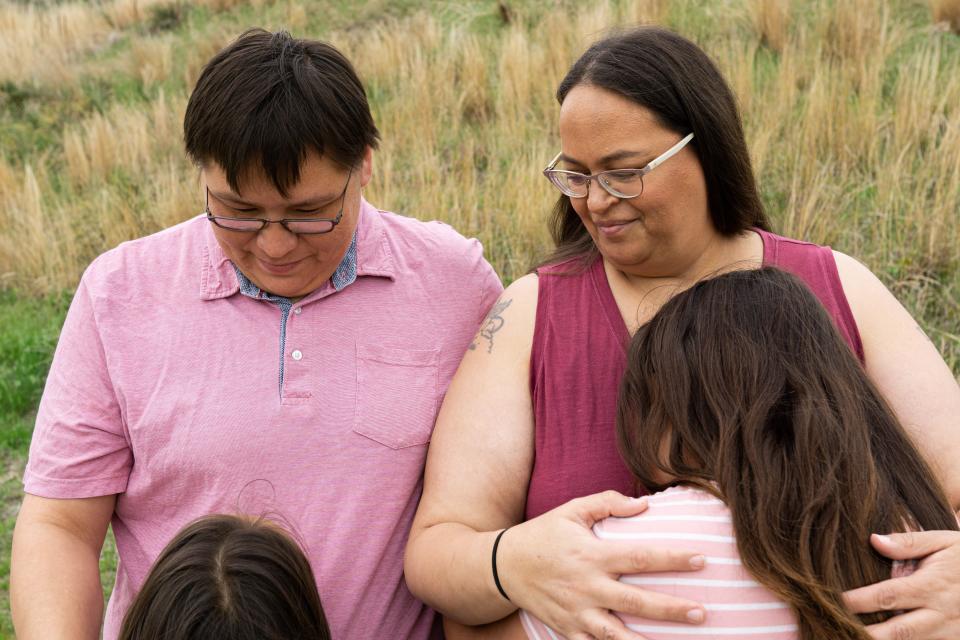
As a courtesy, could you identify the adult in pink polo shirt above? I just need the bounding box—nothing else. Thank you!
[11,30,502,640]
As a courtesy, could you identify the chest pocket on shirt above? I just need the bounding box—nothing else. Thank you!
[353,343,440,449]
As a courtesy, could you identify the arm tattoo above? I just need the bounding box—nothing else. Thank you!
[469,299,513,354]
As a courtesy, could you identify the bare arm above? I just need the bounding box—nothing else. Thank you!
[835,252,960,640]
[405,275,705,639]
[834,251,960,505]
[406,274,540,623]
[11,493,116,640]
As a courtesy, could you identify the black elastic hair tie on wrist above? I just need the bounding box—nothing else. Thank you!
[492,527,511,602]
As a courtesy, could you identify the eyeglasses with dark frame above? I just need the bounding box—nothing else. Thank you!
[205,169,353,235]
[543,133,694,199]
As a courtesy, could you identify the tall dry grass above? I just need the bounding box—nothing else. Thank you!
[0,2,108,85]
[747,0,790,52]
[0,0,244,86]
[0,0,958,368]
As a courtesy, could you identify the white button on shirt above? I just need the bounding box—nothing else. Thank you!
[291,349,303,361]
[294,307,302,315]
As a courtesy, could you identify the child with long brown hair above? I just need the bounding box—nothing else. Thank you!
[118,514,330,640]
[523,267,957,640]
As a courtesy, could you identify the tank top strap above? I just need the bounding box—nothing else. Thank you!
[757,228,865,362]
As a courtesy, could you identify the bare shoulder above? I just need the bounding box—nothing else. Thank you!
[467,273,539,357]
[500,272,540,309]
[832,249,955,367]
[831,250,901,325]
[831,250,939,348]
[832,250,884,292]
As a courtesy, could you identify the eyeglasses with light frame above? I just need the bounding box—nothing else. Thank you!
[205,169,353,235]
[543,133,694,199]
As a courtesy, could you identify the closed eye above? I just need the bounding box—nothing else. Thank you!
[605,170,643,180]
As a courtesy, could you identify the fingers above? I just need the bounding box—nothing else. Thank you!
[510,496,706,639]
[596,581,706,625]
[846,532,960,638]
[604,542,706,575]
[870,531,960,561]
[567,610,650,640]
[862,608,943,640]
[570,491,649,527]
[843,575,925,615]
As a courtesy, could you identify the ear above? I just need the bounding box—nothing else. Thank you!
[359,146,374,188]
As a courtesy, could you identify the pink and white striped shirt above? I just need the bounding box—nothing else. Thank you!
[521,485,799,639]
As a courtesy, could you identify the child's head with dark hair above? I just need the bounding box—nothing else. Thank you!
[118,514,330,640]
[617,267,957,640]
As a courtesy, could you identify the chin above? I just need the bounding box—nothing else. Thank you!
[272,283,312,298]
[246,273,300,297]
[599,242,646,264]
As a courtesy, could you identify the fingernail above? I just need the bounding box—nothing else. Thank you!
[690,555,706,569]
[874,534,893,546]
[687,609,705,624]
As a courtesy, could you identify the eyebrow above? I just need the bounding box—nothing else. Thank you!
[210,190,340,209]
[561,149,652,168]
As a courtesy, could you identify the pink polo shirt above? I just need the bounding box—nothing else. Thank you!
[24,199,503,639]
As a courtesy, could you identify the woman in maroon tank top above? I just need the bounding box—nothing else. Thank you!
[406,27,960,640]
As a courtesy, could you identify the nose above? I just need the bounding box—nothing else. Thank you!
[585,178,618,214]
[256,221,299,258]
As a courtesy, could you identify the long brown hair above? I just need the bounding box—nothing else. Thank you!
[617,267,957,639]
[538,26,769,270]
[118,514,330,640]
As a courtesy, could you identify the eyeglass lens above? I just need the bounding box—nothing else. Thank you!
[211,217,337,234]
[551,170,643,198]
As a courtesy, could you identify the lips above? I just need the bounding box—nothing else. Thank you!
[257,258,303,275]
[595,218,638,236]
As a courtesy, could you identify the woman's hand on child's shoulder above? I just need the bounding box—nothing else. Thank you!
[844,530,960,640]
[501,491,707,640]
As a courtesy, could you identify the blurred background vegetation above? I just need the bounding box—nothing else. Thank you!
[1,0,959,634]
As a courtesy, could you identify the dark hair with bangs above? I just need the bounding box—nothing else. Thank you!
[184,28,380,196]
[118,514,330,640]
[539,26,768,269]
[617,267,957,640]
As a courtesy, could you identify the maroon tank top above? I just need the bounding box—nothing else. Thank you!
[525,230,864,519]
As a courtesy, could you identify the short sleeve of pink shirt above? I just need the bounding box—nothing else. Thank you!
[520,486,799,640]
[26,276,133,496]
[24,199,503,640]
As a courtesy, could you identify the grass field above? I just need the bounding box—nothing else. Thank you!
[1,0,959,635]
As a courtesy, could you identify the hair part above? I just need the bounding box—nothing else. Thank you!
[617,267,957,640]
[118,514,330,640]
[538,26,768,270]
[184,28,380,197]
